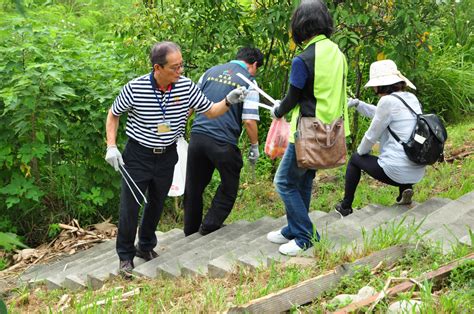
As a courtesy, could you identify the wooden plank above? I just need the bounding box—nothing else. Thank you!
[334,252,474,313]
[226,244,411,314]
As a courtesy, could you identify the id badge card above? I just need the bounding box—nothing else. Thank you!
[157,121,171,133]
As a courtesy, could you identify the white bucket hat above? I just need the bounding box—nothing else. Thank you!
[364,59,416,90]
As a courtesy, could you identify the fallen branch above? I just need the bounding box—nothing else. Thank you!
[226,245,411,314]
[334,252,474,313]
[56,294,71,311]
[80,287,141,310]
[445,150,473,162]
[367,277,423,312]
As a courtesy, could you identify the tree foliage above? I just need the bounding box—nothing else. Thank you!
[0,0,471,245]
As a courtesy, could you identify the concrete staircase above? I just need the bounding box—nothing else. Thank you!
[19,191,474,290]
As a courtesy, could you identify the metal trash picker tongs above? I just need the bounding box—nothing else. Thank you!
[236,72,279,109]
[118,164,148,206]
[236,73,279,180]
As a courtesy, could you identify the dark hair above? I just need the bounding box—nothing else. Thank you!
[291,0,334,45]
[375,81,407,95]
[150,41,181,66]
[236,47,264,68]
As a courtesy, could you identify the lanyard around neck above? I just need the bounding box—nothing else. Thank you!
[149,71,171,119]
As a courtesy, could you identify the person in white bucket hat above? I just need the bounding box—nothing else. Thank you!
[335,59,426,217]
[364,59,416,90]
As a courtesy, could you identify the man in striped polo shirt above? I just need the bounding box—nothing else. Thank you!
[105,41,247,278]
[183,47,263,237]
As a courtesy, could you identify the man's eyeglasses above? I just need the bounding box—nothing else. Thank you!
[167,63,185,73]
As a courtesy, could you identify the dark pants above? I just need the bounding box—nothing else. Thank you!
[183,133,243,236]
[116,139,177,261]
[342,153,413,208]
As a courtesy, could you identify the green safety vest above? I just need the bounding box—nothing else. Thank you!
[288,35,349,143]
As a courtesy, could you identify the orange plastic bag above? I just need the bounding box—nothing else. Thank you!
[265,118,290,159]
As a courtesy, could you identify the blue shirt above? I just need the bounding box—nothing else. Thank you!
[191,61,260,145]
[289,57,308,89]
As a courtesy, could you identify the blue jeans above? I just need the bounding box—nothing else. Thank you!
[274,143,319,249]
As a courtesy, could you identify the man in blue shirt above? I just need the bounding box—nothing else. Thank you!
[184,47,264,236]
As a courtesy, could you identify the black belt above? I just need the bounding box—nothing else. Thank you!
[128,138,176,155]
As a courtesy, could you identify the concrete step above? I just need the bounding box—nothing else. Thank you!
[45,246,118,289]
[181,216,278,277]
[78,228,185,290]
[264,204,389,263]
[456,191,474,204]
[398,197,452,221]
[29,241,116,287]
[133,221,248,278]
[155,217,276,278]
[22,228,183,287]
[18,191,473,291]
[417,194,474,253]
[207,216,288,278]
[459,234,472,247]
[264,199,449,265]
[20,239,116,284]
[331,203,421,250]
[417,196,473,234]
[427,217,474,254]
[324,204,390,250]
[236,210,335,270]
[37,229,182,290]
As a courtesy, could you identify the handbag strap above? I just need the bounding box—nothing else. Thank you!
[302,57,346,122]
[387,94,419,144]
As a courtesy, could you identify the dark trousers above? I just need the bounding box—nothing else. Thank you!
[342,153,413,208]
[183,133,243,236]
[116,139,177,261]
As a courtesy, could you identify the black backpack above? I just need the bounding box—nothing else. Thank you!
[388,94,448,165]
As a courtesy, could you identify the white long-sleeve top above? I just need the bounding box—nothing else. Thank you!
[356,92,426,184]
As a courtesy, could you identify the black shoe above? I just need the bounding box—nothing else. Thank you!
[119,260,134,279]
[135,246,158,261]
[335,202,353,218]
[396,189,414,205]
[198,224,226,236]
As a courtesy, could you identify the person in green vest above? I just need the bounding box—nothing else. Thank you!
[266,0,349,256]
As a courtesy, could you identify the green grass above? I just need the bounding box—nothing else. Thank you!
[229,116,474,222]
[5,118,473,312]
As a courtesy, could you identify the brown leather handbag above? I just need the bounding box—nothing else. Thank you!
[295,117,347,169]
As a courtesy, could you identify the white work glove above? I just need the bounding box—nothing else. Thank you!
[248,143,260,165]
[105,145,124,171]
[270,100,281,119]
[225,86,248,105]
[347,98,360,108]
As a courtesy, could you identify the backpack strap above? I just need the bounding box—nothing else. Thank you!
[390,93,418,116]
[387,94,418,145]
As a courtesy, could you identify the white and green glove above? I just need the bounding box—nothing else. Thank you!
[270,100,281,119]
[105,145,124,171]
[347,98,360,108]
[248,143,260,165]
[226,86,248,105]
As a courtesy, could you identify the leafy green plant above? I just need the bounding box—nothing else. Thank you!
[47,223,61,239]
[0,232,27,251]
[0,0,472,248]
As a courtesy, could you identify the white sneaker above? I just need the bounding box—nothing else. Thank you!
[267,230,290,244]
[279,240,304,256]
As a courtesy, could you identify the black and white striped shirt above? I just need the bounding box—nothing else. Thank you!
[111,73,213,148]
